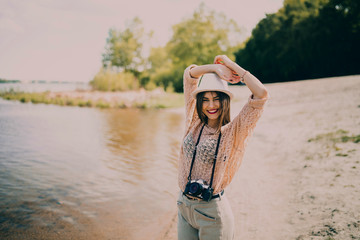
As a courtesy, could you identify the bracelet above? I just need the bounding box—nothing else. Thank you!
[240,71,248,83]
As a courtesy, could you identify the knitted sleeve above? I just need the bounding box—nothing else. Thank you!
[183,65,199,134]
[221,94,268,187]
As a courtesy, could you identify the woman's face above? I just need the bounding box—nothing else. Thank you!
[202,92,221,122]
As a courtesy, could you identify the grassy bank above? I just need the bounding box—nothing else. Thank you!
[0,90,184,109]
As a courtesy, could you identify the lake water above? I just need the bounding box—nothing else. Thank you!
[0,98,184,239]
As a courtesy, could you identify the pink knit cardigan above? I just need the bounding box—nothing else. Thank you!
[178,65,268,195]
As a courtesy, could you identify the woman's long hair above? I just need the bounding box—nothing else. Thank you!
[196,91,230,132]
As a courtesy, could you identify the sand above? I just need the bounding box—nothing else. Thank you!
[161,75,360,240]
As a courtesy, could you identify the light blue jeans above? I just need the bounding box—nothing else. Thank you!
[177,191,234,240]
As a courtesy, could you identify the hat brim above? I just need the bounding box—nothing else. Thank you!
[191,89,233,100]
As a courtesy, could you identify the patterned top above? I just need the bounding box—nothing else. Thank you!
[178,65,268,194]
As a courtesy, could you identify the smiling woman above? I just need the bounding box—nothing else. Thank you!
[177,55,269,239]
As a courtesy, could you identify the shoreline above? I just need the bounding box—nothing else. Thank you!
[1,74,359,110]
[0,88,184,109]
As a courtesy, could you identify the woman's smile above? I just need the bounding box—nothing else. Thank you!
[207,109,219,114]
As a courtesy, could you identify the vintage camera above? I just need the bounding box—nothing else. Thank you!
[184,179,214,202]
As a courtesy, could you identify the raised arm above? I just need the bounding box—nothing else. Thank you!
[214,55,268,99]
[189,64,239,82]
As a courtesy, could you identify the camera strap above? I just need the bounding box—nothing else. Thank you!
[187,123,222,190]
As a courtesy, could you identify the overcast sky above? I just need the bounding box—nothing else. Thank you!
[0,0,283,83]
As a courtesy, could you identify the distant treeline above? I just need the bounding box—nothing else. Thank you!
[91,0,359,92]
[0,79,77,84]
[0,78,21,83]
[235,0,360,83]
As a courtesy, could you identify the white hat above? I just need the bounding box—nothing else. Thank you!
[191,73,233,99]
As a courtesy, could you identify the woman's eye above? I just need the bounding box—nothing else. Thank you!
[203,99,209,102]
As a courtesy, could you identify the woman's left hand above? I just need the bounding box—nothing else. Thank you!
[215,55,269,99]
[215,64,241,84]
[214,55,236,68]
[214,55,241,83]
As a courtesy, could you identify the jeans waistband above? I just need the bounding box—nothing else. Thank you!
[183,190,224,201]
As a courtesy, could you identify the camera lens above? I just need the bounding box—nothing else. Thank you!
[189,182,203,195]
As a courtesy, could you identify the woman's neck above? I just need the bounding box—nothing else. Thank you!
[207,119,220,129]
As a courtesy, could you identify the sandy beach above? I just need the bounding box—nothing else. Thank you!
[162,75,360,240]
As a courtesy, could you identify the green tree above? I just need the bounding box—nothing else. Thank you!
[90,67,139,91]
[145,46,174,90]
[163,4,244,92]
[234,0,360,83]
[102,17,149,76]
